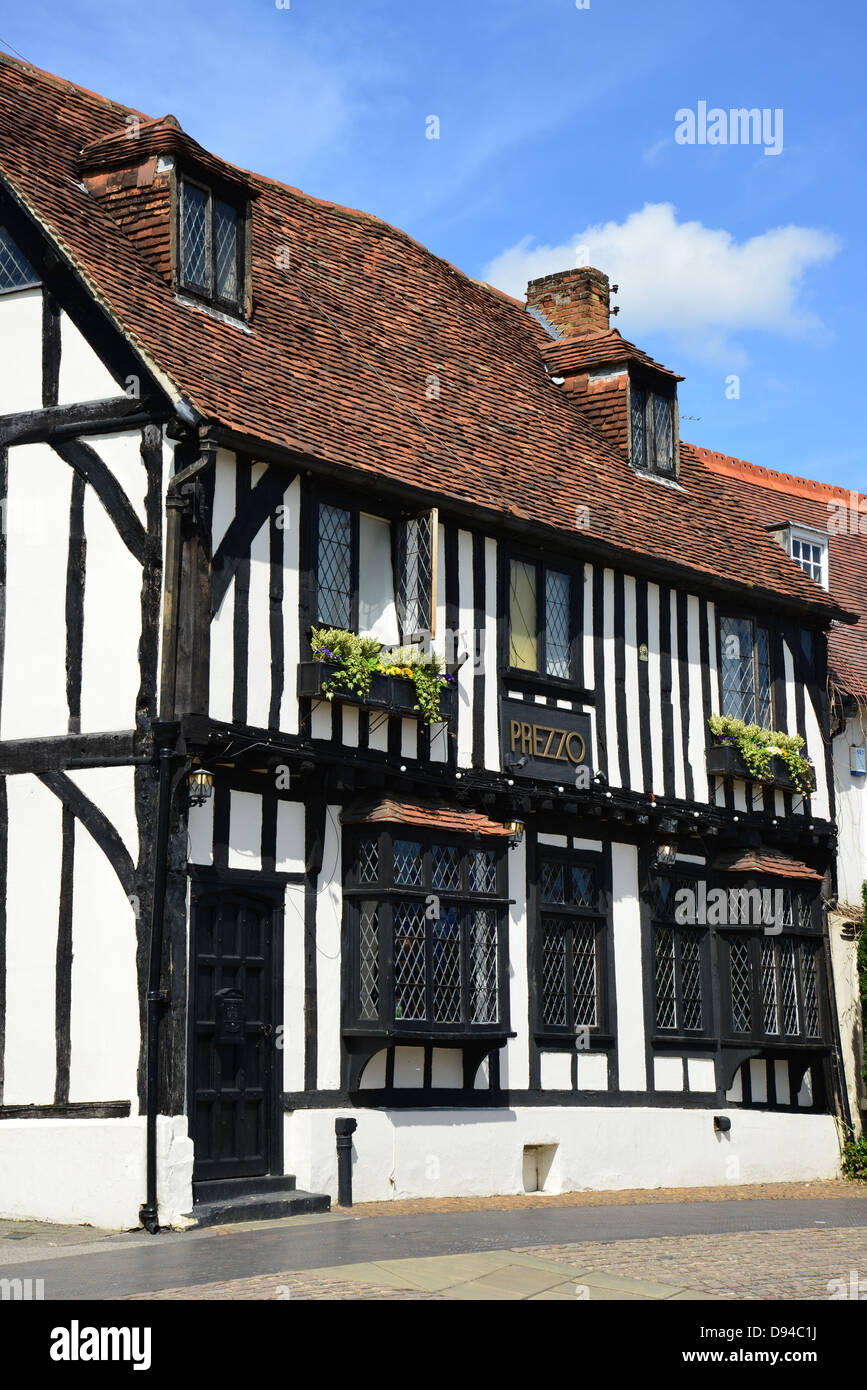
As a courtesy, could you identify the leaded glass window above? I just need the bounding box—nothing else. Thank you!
[396,510,437,639]
[0,227,39,293]
[538,853,606,1035]
[729,934,753,1033]
[346,831,505,1034]
[800,943,821,1038]
[651,873,707,1034]
[179,179,244,311]
[508,558,576,680]
[317,504,353,629]
[719,615,773,728]
[630,381,677,477]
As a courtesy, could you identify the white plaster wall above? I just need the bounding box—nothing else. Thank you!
[68,820,140,1103]
[829,908,865,1134]
[316,806,343,1091]
[483,537,499,772]
[209,453,237,724]
[502,836,529,1089]
[80,482,141,733]
[0,288,42,413]
[285,1105,840,1204]
[279,477,301,734]
[611,842,646,1090]
[1,443,72,740]
[80,432,148,525]
[245,514,272,730]
[0,1115,193,1230]
[3,775,62,1104]
[456,528,474,769]
[282,882,306,1093]
[834,714,867,907]
[58,310,119,404]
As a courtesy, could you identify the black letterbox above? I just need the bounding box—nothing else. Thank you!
[215,988,245,1044]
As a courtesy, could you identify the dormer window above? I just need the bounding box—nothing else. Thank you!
[0,227,39,293]
[179,178,244,313]
[770,524,829,590]
[630,380,677,478]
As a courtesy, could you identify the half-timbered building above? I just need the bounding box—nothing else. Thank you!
[0,55,859,1228]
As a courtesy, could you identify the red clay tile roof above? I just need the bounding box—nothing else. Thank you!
[712,846,823,881]
[0,53,850,623]
[686,446,867,705]
[340,798,514,837]
[541,328,684,380]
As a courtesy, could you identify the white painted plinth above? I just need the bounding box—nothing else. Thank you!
[285,1106,841,1205]
[0,1115,194,1230]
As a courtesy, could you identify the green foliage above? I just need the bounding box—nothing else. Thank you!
[708,714,815,796]
[841,1136,867,1182]
[310,628,452,724]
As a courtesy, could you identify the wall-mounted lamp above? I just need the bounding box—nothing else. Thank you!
[504,820,525,848]
[187,768,214,807]
[655,842,678,868]
[713,1115,732,1133]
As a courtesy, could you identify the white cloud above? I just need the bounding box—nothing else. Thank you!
[482,203,842,359]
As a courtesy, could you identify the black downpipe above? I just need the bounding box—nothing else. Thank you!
[335,1117,357,1208]
[139,742,175,1234]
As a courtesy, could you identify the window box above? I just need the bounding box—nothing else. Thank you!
[298,660,456,720]
[706,742,815,794]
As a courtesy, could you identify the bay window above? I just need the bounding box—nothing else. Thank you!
[345,829,508,1036]
[724,889,824,1043]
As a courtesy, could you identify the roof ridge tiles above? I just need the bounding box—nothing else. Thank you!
[685,443,864,508]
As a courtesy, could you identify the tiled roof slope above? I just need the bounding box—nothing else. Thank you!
[712,846,823,881]
[0,54,848,621]
[687,446,867,704]
[340,799,513,837]
[541,328,684,380]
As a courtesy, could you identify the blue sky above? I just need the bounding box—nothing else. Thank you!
[3,0,864,488]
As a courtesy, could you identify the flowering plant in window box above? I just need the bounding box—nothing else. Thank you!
[707,715,815,796]
[307,627,455,724]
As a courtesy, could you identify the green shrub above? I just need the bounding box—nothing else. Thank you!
[708,714,815,796]
[310,627,453,724]
[841,1136,867,1182]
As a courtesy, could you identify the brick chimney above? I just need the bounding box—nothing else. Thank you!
[526,266,611,339]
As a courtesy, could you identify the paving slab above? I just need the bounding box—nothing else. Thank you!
[467,1263,574,1295]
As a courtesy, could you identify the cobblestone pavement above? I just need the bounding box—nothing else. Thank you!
[349,1179,866,1218]
[117,1225,867,1301]
[519,1226,867,1301]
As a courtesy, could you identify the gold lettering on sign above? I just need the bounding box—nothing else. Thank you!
[509,719,586,765]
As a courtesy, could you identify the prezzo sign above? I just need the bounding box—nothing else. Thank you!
[500,698,592,785]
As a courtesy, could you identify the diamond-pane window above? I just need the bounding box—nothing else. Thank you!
[181,183,208,288]
[180,181,245,311]
[0,228,38,292]
[393,901,427,1020]
[214,199,239,303]
[396,511,436,638]
[432,844,461,891]
[469,849,497,895]
[570,865,598,909]
[653,395,675,474]
[359,902,380,1020]
[541,860,565,905]
[801,943,820,1037]
[761,939,779,1034]
[317,504,352,629]
[542,919,568,1026]
[509,560,538,670]
[358,840,379,883]
[545,570,571,679]
[779,940,799,1035]
[393,839,423,886]
[631,384,647,469]
[572,921,599,1027]
[680,931,703,1031]
[432,906,462,1022]
[654,926,677,1029]
[720,616,773,729]
[729,935,753,1033]
[470,909,498,1023]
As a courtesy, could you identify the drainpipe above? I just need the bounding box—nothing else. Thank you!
[140,438,214,1234]
[335,1117,357,1208]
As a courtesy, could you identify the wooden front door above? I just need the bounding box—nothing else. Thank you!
[190,887,279,1182]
